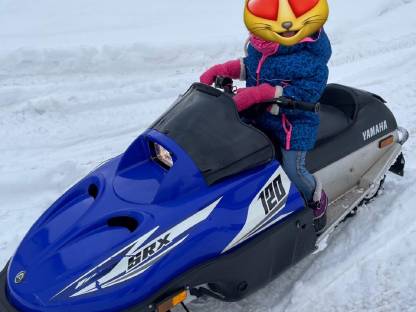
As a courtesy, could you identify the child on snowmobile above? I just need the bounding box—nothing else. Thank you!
[200,0,332,232]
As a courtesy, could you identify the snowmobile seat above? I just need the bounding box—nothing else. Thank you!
[316,104,351,143]
[315,83,388,144]
[320,84,359,120]
[315,84,357,143]
[308,84,394,173]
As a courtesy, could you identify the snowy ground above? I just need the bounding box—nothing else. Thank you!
[1,0,416,311]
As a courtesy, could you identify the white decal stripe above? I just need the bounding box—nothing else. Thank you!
[239,197,288,241]
[94,227,159,286]
[241,211,293,243]
[52,227,159,300]
[101,236,189,289]
[168,197,221,238]
[62,197,222,298]
[128,227,160,256]
[70,282,98,298]
[222,167,291,253]
[75,273,97,291]
[96,198,221,288]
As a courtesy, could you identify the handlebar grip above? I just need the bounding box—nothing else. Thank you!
[213,78,320,113]
[293,101,320,113]
[214,76,233,89]
[214,76,234,96]
[261,98,320,113]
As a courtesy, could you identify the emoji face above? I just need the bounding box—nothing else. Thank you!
[244,0,329,46]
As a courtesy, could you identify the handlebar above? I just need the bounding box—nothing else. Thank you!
[214,76,234,95]
[214,76,320,113]
[260,98,320,113]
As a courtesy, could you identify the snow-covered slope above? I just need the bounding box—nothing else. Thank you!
[0,0,415,311]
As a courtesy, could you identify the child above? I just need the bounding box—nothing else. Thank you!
[200,0,332,232]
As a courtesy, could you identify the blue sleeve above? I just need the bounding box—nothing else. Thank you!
[243,45,260,87]
[283,64,329,103]
[283,33,332,103]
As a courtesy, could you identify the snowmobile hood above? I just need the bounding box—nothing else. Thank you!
[6,134,294,311]
[5,143,225,311]
[5,84,300,312]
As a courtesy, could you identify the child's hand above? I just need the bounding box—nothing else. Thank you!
[200,60,241,85]
[234,83,278,112]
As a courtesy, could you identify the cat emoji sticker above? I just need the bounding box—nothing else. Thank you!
[244,0,329,46]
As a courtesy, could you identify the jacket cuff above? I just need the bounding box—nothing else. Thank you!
[239,58,246,81]
[275,85,283,98]
[269,86,284,116]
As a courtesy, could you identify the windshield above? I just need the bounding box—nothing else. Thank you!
[151,83,275,185]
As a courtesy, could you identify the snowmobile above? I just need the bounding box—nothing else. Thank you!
[0,78,409,312]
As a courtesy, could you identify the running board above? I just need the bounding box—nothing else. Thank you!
[317,143,402,244]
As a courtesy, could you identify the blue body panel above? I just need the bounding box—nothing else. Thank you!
[6,129,305,312]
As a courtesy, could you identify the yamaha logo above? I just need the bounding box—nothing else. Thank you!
[362,120,388,141]
[15,271,26,284]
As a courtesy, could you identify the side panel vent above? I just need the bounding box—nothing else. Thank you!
[88,184,99,199]
[107,216,139,232]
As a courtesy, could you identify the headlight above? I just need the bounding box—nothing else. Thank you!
[152,142,174,169]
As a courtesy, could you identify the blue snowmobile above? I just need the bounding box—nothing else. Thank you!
[0,78,409,312]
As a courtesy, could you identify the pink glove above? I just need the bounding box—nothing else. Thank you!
[233,83,277,112]
[200,59,241,85]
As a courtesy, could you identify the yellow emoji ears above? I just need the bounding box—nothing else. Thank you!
[244,0,329,46]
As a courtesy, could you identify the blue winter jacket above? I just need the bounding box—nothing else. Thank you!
[244,30,332,151]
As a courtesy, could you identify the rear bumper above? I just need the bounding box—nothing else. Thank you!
[0,263,19,312]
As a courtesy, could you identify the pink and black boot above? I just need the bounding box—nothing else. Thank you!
[308,178,328,234]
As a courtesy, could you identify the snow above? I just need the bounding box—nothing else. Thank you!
[1,0,416,311]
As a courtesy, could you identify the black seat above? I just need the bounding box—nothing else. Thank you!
[316,104,350,143]
[315,84,357,143]
[307,84,394,173]
[320,84,359,119]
